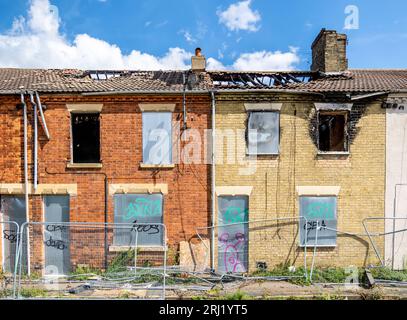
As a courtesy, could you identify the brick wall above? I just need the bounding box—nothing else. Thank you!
[0,94,211,270]
[214,94,385,272]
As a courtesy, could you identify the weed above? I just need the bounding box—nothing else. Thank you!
[19,287,48,298]
[107,250,136,274]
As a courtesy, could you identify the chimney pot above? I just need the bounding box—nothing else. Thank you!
[191,48,206,71]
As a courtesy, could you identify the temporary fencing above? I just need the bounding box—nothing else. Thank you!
[196,216,315,283]
[15,222,167,300]
[0,220,19,298]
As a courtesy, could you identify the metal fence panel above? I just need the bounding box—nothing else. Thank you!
[0,220,19,299]
[197,216,311,280]
[15,222,167,300]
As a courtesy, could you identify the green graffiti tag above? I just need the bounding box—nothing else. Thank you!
[124,198,162,221]
[306,201,335,219]
[222,206,247,224]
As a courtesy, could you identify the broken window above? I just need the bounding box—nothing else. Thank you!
[318,112,348,152]
[113,194,164,246]
[299,196,337,247]
[247,111,280,155]
[142,112,172,165]
[71,113,100,163]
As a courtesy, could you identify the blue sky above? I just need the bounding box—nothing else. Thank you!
[0,0,406,70]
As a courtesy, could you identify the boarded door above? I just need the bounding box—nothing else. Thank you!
[217,196,249,273]
[0,196,27,273]
[44,196,70,275]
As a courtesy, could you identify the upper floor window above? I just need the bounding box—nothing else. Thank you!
[247,111,280,155]
[142,112,172,165]
[318,112,349,152]
[71,113,100,163]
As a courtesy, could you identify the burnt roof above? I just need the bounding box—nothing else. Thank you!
[0,68,407,95]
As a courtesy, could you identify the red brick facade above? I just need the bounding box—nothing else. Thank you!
[0,94,212,267]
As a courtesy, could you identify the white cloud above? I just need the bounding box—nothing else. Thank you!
[217,0,261,32]
[179,30,196,44]
[0,0,192,70]
[207,47,300,71]
[207,58,227,71]
[232,47,300,71]
[0,0,300,71]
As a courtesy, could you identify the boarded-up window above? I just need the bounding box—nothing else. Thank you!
[71,113,100,163]
[142,112,172,164]
[318,112,348,152]
[114,194,164,246]
[299,196,337,246]
[247,111,280,155]
[217,196,249,273]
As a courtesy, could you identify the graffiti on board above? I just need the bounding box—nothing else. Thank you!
[218,196,249,273]
[300,197,337,246]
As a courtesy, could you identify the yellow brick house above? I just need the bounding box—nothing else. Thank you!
[209,29,398,273]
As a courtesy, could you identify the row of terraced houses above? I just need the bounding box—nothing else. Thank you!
[1,29,407,276]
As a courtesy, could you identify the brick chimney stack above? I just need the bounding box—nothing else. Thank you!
[311,29,348,73]
[191,47,206,72]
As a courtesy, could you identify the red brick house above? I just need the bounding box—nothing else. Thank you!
[0,67,213,274]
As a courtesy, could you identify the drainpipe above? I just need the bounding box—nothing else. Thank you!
[29,93,38,191]
[21,92,31,275]
[210,90,216,271]
[35,92,50,140]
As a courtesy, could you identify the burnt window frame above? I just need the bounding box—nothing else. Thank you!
[317,110,350,154]
[245,110,281,156]
[70,112,101,164]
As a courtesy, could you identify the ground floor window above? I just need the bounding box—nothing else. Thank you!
[113,194,164,246]
[217,195,249,273]
[299,196,337,246]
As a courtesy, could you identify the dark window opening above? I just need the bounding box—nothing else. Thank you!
[318,113,348,152]
[71,113,100,163]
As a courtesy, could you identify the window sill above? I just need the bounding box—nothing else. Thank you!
[246,153,280,157]
[317,151,350,156]
[299,244,337,248]
[67,163,103,169]
[109,245,167,252]
[139,163,175,169]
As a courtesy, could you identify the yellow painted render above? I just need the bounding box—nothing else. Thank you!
[214,97,385,272]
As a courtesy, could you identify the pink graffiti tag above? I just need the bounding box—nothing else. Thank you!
[219,232,246,273]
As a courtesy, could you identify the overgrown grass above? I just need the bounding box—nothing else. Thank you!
[69,265,102,281]
[107,250,136,274]
[0,289,13,298]
[251,264,310,285]
[251,264,366,286]
[19,287,49,298]
[370,267,407,282]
